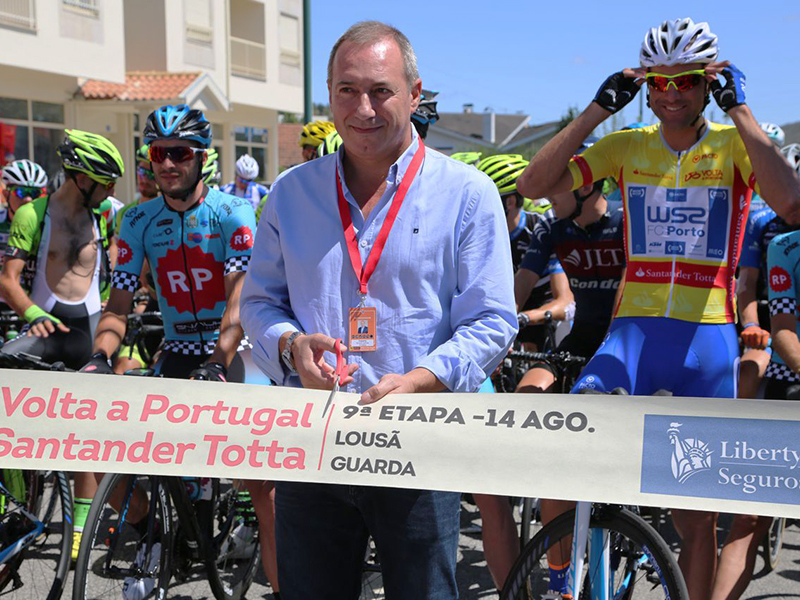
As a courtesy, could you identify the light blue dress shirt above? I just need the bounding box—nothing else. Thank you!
[240,131,517,393]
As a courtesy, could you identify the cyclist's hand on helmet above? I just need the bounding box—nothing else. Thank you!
[189,361,228,382]
[710,62,746,113]
[23,305,69,338]
[292,334,358,390]
[593,69,645,114]
[741,324,770,350]
[80,351,114,374]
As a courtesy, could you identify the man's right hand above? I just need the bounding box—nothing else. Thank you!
[23,305,70,338]
[80,352,114,374]
[593,69,645,114]
[291,334,358,389]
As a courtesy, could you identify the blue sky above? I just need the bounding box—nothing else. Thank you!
[310,1,799,127]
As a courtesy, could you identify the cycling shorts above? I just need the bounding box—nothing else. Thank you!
[152,351,245,382]
[0,302,98,370]
[571,316,739,398]
[530,320,609,375]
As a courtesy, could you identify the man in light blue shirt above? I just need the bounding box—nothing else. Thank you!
[241,20,516,600]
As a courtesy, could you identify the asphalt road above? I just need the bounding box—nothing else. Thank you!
[7,498,800,599]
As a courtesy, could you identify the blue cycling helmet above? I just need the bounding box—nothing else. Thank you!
[143,104,212,148]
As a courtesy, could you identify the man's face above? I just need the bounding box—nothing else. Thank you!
[302,145,318,162]
[548,190,577,220]
[329,38,421,164]
[149,139,205,199]
[3,185,42,215]
[648,63,708,129]
[137,160,158,197]
[235,175,249,191]
[74,172,114,209]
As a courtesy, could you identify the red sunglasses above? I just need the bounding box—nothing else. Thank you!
[149,146,204,164]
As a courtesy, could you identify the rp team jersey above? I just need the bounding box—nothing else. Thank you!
[568,122,758,324]
[112,188,256,354]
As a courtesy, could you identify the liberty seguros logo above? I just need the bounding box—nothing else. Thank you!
[668,422,713,483]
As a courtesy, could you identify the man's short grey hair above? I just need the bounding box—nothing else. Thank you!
[327,21,419,90]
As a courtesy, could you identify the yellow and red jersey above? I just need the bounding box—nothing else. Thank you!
[567,122,758,324]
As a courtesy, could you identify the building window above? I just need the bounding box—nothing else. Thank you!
[234,126,268,183]
[62,0,100,18]
[0,97,64,180]
[0,0,37,31]
[185,0,213,45]
[278,13,300,67]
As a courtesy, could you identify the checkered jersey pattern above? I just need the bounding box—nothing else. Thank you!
[769,297,797,316]
[224,255,250,276]
[162,336,253,356]
[111,270,140,293]
[765,361,800,382]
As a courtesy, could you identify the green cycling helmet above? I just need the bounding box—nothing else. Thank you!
[451,151,483,166]
[58,129,124,185]
[135,144,150,164]
[477,154,528,195]
[300,121,337,148]
[202,148,221,186]
[317,132,343,157]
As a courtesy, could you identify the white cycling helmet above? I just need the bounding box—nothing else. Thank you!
[761,123,785,147]
[640,18,719,68]
[781,144,800,176]
[235,154,259,181]
[2,159,48,188]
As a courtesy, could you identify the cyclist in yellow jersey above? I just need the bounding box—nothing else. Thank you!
[517,18,800,600]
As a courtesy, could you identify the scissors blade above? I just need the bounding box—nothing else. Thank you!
[322,377,339,419]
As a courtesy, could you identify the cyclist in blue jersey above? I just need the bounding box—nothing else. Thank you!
[79,104,279,598]
[737,146,800,398]
[220,154,268,212]
[766,228,800,396]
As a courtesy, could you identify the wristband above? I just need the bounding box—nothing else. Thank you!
[23,304,62,325]
[741,322,759,330]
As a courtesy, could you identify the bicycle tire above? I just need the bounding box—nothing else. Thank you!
[73,473,173,600]
[761,517,785,573]
[205,479,261,600]
[360,536,384,600]
[0,470,73,600]
[501,507,688,600]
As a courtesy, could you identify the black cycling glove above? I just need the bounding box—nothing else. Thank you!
[190,361,228,382]
[593,72,641,114]
[517,313,531,329]
[710,64,746,113]
[80,351,114,374]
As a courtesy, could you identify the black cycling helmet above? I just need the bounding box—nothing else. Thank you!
[411,90,439,139]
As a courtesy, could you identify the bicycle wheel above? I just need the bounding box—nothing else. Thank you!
[501,506,688,600]
[0,470,73,600]
[73,473,173,600]
[761,517,785,573]
[205,479,261,600]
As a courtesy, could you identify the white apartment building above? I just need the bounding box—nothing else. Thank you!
[0,0,304,202]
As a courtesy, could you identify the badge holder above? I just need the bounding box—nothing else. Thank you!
[322,339,347,418]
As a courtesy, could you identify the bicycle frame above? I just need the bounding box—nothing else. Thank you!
[0,478,47,565]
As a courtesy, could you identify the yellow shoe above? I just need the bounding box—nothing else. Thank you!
[71,530,83,562]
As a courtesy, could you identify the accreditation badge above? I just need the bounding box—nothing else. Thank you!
[348,306,377,352]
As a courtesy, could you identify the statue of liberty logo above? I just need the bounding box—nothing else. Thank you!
[667,423,713,483]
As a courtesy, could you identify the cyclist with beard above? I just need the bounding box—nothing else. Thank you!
[79,104,279,598]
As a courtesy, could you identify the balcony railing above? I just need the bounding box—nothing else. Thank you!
[62,0,100,18]
[230,36,266,81]
[0,0,36,31]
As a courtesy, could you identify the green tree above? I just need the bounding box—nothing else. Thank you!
[558,105,580,131]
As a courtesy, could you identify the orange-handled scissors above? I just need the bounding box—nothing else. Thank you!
[322,339,347,418]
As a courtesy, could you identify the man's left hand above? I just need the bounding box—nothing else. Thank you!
[360,373,417,405]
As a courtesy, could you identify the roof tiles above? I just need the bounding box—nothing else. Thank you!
[79,71,201,102]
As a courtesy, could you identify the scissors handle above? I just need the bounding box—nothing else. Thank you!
[332,338,347,382]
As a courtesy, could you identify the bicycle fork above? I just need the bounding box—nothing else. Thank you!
[566,501,610,600]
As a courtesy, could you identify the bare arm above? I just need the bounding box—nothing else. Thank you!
[92,287,134,357]
[0,257,34,317]
[519,272,574,324]
[772,313,800,372]
[728,105,800,224]
[514,268,541,310]
[737,267,761,326]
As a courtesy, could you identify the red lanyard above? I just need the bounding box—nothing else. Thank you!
[336,140,425,296]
